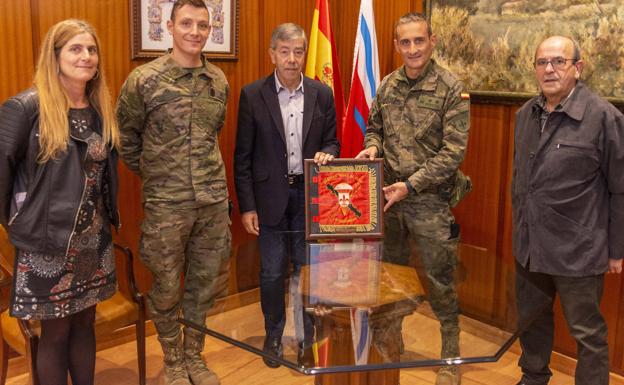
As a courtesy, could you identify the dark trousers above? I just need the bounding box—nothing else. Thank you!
[515,260,608,385]
[258,182,314,343]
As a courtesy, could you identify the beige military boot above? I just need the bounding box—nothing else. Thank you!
[159,333,192,385]
[184,328,220,385]
[436,328,461,385]
[436,365,461,385]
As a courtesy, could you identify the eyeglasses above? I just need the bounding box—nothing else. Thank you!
[534,57,577,69]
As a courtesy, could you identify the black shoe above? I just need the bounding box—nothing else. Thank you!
[297,342,315,367]
[262,336,283,368]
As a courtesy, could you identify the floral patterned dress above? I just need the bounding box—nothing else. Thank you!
[10,107,117,320]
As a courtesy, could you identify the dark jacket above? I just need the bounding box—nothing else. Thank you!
[234,74,340,226]
[512,82,624,276]
[0,88,120,255]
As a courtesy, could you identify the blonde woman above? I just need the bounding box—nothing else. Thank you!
[0,19,119,385]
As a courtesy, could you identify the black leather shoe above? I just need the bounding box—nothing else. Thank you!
[262,336,283,368]
[297,342,315,367]
[515,379,547,385]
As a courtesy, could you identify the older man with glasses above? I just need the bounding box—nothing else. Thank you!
[511,35,624,385]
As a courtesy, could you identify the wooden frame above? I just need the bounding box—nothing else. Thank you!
[424,0,624,108]
[130,0,239,60]
[304,159,383,240]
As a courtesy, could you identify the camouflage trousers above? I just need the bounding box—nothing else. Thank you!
[383,192,460,357]
[140,200,231,339]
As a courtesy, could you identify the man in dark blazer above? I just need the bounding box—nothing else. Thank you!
[234,22,340,368]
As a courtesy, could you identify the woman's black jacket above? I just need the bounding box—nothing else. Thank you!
[0,88,120,255]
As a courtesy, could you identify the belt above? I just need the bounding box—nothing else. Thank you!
[288,174,304,185]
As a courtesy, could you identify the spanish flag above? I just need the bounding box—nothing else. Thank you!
[305,0,345,144]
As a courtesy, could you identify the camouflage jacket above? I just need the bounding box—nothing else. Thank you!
[365,60,469,193]
[117,53,229,206]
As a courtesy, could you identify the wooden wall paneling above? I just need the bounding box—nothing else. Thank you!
[29,0,134,94]
[453,104,509,321]
[217,0,261,217]
[603,272,623,371]
[329,0,359,97]
[220,0,263,291]
[31,0,98,44]
[108,0,147,287]
[0,0,35,102]
[260,0,314,78]
[411,0,424,12]
[102,0,151,291]
[498,106,517,265]
[494,105,518,329]
[615,275,624,373]
[370,0,411,76]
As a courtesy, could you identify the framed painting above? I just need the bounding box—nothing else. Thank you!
[304,241,382,309]
[304,159,383,240]
[130,0,239,60]
[425,0,624,108]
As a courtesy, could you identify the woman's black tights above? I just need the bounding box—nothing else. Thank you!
[37,305,96,385]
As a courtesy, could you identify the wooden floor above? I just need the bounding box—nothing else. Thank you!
[5,300,624,385]
[6,334,624,385]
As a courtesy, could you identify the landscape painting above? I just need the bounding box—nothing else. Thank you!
[426,0,624,103]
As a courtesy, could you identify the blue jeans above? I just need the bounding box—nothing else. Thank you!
[258,183,313,343]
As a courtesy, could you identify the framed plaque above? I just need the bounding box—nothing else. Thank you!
[304,159,383,240]
[130,0,239,60]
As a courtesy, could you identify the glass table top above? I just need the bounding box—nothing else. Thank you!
[180,239,549,375]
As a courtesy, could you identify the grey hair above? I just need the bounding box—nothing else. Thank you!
[394,12,432,38]
[571,38,581,61]
[270,23,307,50]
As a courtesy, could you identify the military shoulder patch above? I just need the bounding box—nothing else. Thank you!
[448,114,470,132]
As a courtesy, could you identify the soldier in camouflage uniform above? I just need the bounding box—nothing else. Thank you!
[357,12,469,385]
[116,1,230,385]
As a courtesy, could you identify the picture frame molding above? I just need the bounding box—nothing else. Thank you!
[130,0,239,61]
[304,159,384,240]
